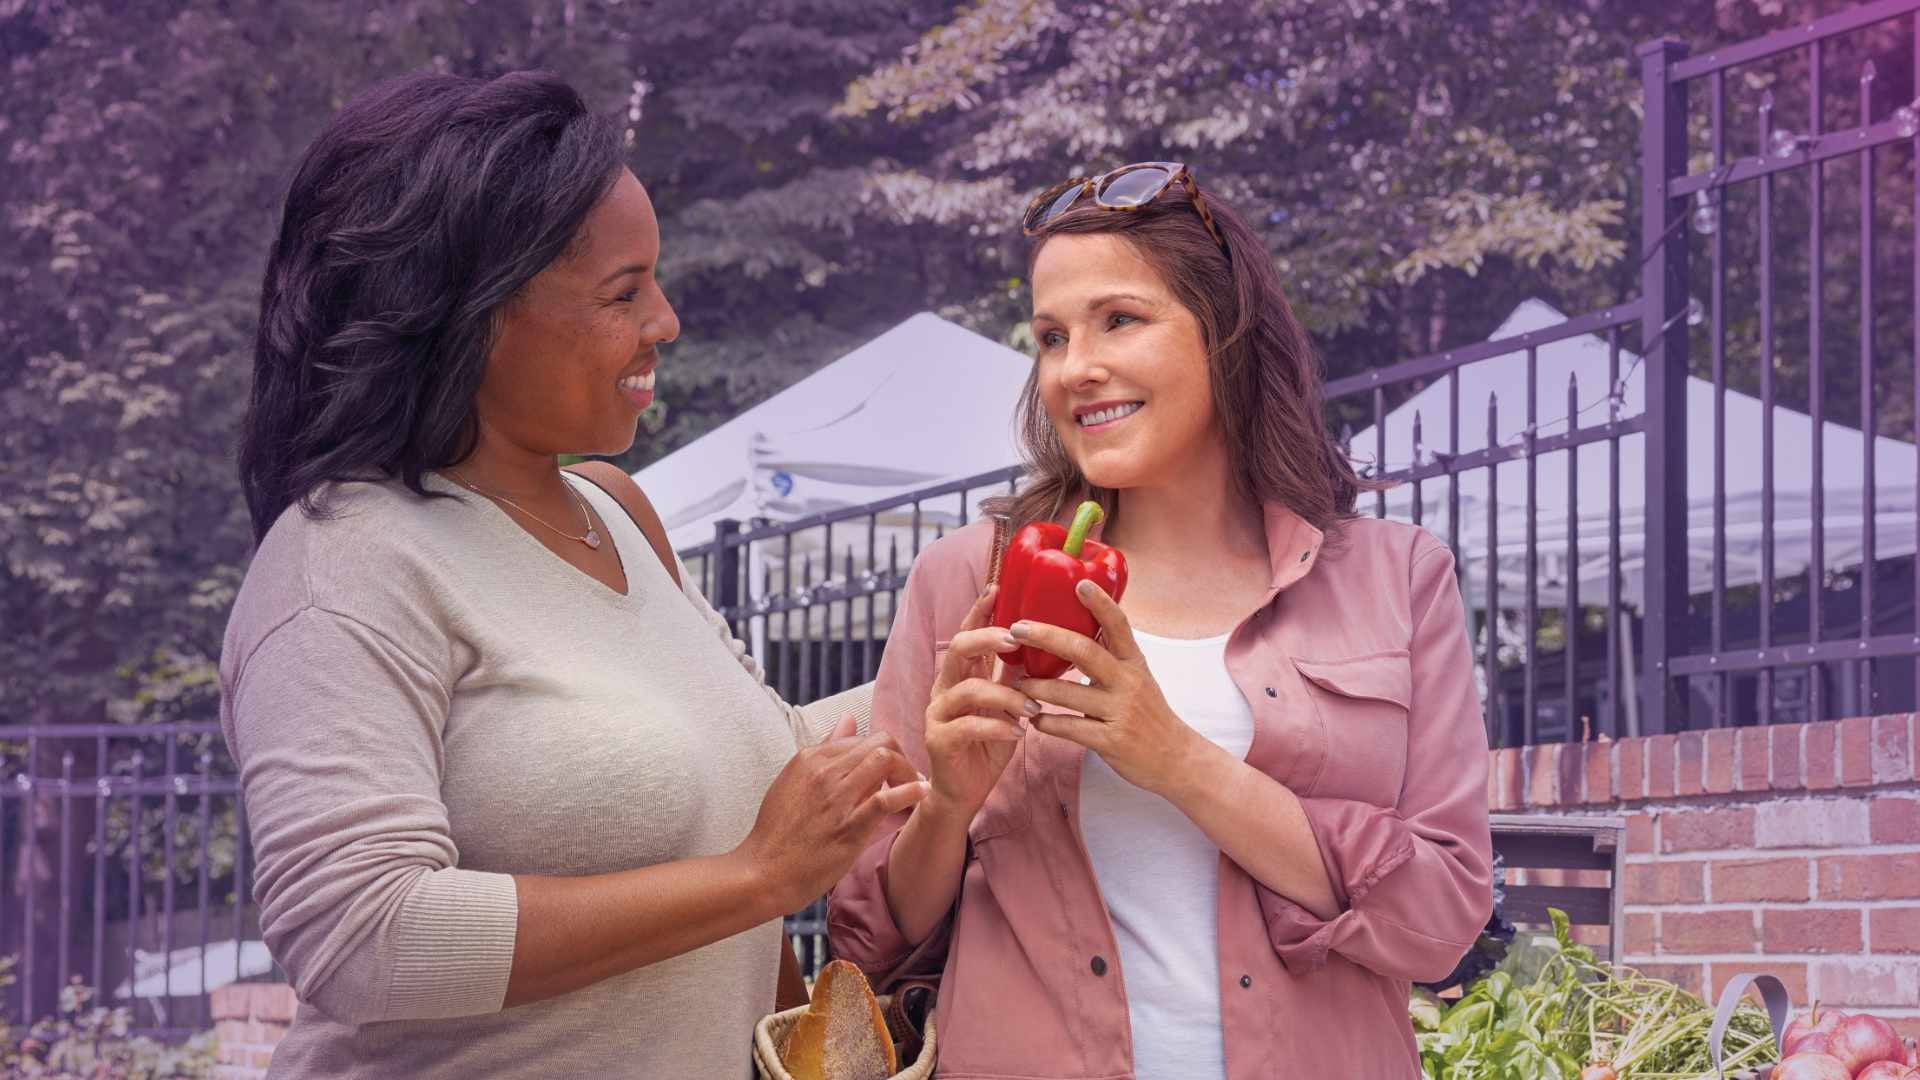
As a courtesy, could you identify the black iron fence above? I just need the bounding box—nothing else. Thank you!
[5,0,1918,1040]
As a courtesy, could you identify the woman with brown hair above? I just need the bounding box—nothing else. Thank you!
[827,163,1493,1078]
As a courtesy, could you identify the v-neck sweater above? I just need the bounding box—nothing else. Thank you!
[219,471,848,1078]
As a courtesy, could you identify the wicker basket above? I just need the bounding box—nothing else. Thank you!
[752,994,938,1080]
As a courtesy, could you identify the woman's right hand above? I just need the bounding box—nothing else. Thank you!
[738,716,929,915]
[922,584,1034,824]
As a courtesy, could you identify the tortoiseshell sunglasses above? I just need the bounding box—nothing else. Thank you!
[1021,161,1229,257]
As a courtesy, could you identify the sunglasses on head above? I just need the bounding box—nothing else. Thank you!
[1021,161,1229,257]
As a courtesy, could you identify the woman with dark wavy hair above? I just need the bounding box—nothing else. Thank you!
[221,70,927,1077]
[828,165,1494,1077]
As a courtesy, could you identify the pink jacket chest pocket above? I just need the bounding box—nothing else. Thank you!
[1290,649,1413,807]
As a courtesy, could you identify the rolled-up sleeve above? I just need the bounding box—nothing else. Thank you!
[826,557,948,976]
[225,608,520,1025]
[1257,541,1494,983]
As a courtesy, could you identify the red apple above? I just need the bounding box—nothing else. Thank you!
[1784,1031,1834,1057]
[1782,1002,1846,1053]
[1831,1013,1905,1074]
[1769,1053,1851,1080]
[1856,1062,1920,1080]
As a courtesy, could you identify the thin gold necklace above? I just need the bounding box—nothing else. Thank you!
[447,467,602,550]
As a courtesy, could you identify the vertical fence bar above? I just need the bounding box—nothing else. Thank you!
[1913,10,1919,712]
[1760,90,1779,726]
[91,737,106,1002]
[1485,393,1502,747]
[127,751,145,1010]
[1608,326,1625,738]
[1711,68,1730,727]
[1639,36,1692,735]
[840,546,855,695]
[1566,375,1582,736]
[780,531,795,703]
[1411,411,1425,528]
[1374,386,1387,518]
[1811,43,1829,724]
[197,751,212,1004]
[57,750,73,997]
[713,520,742,638]
[1858,60,1880,711]
[163,739,178,1007]
[22,733,38,1024]
[1449,370,1462,586]
[798,552,815,704]
[1524,348,1539,742]
[232,799,248,986]
[864,515,879,680]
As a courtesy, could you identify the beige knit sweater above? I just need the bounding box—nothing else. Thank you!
[218,471,859,1077]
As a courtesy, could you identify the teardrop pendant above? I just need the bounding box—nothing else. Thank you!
[583,528,602,550]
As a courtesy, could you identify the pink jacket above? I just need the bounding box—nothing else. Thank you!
[827,505,1493,1079]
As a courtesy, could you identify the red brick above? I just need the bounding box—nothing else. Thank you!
[1618,738,1647,800]
[1704,729,1736,794]
[1806,721,1838,790]
[1525,744,1559,807]
[1711,961,1809,1005]
[1755,798,1870,848]
[1626,860,1706,904]
[251,1049,275,1069]
[1875,714,1914,785]
[1558,741,1584,805]
[1761,908,1861,953]
[1813,958,1920,1007]
[1872,796,1920,844]
[1713,857,1811,902]
[1664,910,1757,954]
[1870,908,1920,954]
[1842,716,1876,786]
[1676,732,1706,796]
[1625,812,1655,854]
[212,985,250,1021]
[215,1019,251,1046]
[1772,723,1803,790]
[1583,741,1614,804]
[1662,806,1756,853]
[1492,747,1523,811]
[1626,912,1657,955]
[1818,854,1920,900]
[1737,727,1770,792]
[1648,734,1679,798]
[1633,961,1704,995]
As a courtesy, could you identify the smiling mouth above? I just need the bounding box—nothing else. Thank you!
[617,370,656,394]
[1076,402,1142,428]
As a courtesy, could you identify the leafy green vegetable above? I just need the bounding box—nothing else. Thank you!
[1415,909,1778,1080]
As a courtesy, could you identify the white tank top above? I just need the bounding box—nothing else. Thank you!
[1077,628,1256,1080]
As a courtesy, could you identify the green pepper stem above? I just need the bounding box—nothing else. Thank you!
[1063,500,1104,558]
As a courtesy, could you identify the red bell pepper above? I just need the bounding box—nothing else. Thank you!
[990,500,1129,679]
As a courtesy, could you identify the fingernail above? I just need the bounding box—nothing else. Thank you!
[997,630,1019,649]
[1010,622,1031,639]
[1076,580,1095,596]
[1023,698,1042,716]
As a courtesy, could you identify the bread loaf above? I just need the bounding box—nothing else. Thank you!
[777,959,897,1080]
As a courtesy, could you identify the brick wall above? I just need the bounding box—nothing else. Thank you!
[1494,713,1920,1039]
[211,982,296,1080]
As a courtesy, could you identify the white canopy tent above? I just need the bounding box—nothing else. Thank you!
[1350,299,1917,614]
[634,312,1032,639]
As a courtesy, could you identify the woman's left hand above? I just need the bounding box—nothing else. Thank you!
[1011,579,1209,799]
